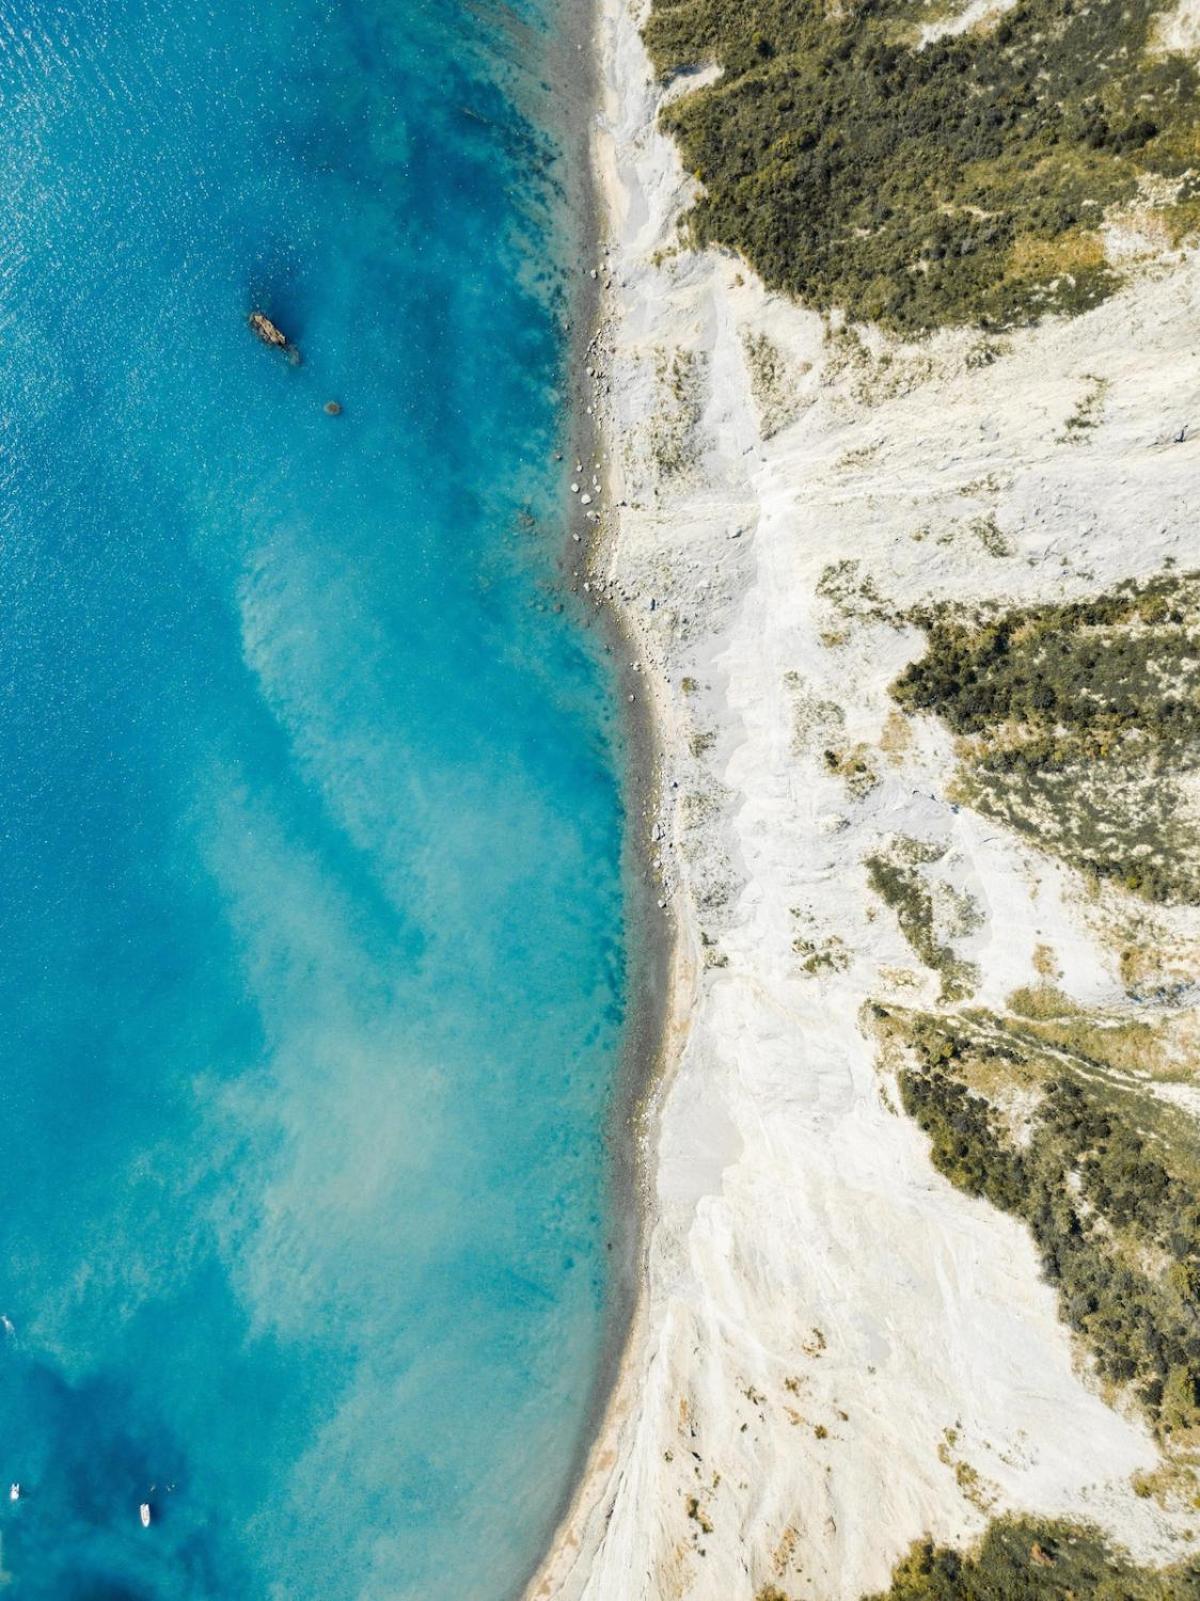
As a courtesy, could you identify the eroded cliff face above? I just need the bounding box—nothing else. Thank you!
[533,1,1200,1597]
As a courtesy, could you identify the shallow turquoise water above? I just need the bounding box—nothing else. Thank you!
[0,1,627,1596]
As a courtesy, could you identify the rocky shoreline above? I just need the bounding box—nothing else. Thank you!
[530,0,1200,1595]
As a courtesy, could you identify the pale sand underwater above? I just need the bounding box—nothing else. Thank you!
[0,1,633,1596]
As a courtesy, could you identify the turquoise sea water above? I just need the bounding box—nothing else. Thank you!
[0,1,628,1596]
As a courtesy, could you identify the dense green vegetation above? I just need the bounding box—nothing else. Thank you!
[890,574,1200,901]
[887,1006,1200,1435]
[865,1516,1200,1599]
[645,0,1200,331]
[893,576,1200,741]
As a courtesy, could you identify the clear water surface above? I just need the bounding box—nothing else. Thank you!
[0,0,627,1595]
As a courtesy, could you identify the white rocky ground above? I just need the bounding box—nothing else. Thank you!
[530,2,1200,1597]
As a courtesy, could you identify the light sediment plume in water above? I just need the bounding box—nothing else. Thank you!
[0,1,627,1596]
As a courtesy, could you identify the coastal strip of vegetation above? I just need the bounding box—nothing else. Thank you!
[862,1516,1200,1599]
[875,998,1200,1438]
[643,0,1200,331]
[890,572,1200,903]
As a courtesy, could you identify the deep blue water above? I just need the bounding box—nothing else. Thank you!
[0,1,628,1596]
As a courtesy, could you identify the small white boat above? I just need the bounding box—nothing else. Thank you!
[139,1502,152,1529]
[8,1484,19,1502]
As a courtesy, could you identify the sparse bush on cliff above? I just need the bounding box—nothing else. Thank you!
[865,846,979,1001]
